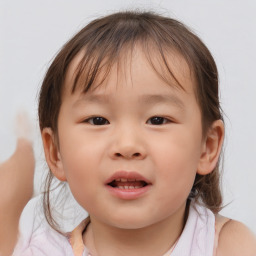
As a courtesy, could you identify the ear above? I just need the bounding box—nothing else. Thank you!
[197,120,224,175]
[41,128,67,181]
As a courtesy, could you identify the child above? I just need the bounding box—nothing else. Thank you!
[13,11,256,256]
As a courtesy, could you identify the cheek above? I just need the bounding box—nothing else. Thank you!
[153,131,202,170]
[61,149,100,211]
[151,130,202,194]
[157,156,196,200]
[61,143,100,185]
[59,127,105,171]
[58,133,105,205]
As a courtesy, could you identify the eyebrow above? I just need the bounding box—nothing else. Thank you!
[74,93,185,109]
[140,94,185,109]
[73,94,110,107]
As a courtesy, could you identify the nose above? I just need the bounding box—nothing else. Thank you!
[109,126,147,160]
[113,147,145,160]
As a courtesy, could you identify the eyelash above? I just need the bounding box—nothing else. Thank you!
[84,116,110,125]
[146,116,171,125]
[83,116,171,126]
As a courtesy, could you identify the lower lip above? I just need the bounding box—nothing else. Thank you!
[106,185,151,200]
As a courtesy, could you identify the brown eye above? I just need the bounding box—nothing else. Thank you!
[147,116,168,125]
[85,117,109,125]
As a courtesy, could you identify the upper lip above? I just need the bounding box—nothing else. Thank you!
[105,170,151,185]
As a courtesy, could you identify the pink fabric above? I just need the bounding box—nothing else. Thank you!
[171,203,215,256]
[12,197,75,256]
[13,197,215,256]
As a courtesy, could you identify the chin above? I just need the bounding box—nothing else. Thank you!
[104,213,156,230]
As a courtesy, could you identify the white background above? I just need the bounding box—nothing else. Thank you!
[0,0,255,233]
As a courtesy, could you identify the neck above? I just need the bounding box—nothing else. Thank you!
[83,202,188,256]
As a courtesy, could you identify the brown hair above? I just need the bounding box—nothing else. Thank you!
[38,10,224,232]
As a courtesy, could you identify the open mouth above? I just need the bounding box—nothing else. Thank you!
[105,172,151,199]
[108,178,148,189]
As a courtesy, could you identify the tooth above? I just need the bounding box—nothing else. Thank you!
[124,186,129,189]
[118,186,124,189]
[129,186,135,189]
[121,178,128,182]
[116,178,121,182]
[135,186,141,189]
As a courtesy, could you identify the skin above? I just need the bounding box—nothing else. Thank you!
[42,47,255,255]
[0,138,34,256]
[216,217,256,255]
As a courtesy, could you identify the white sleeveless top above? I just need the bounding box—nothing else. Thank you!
[171,203,215,256]
[13,197,216,256]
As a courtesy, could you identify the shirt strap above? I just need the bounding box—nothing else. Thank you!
[68,217,90,256]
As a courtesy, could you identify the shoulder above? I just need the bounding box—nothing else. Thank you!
[13,195,74,255]
[18,195,41,236]
[216,216,256,256]
[13,196,42,253]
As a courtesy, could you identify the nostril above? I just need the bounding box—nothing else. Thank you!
[113,152,142,159]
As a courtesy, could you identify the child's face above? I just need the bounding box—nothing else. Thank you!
[47,48,209,229]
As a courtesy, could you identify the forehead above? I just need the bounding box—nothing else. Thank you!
[63,45,196,98]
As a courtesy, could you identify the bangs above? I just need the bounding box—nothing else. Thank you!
[69,12,194,94]
[71,42,187,94]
